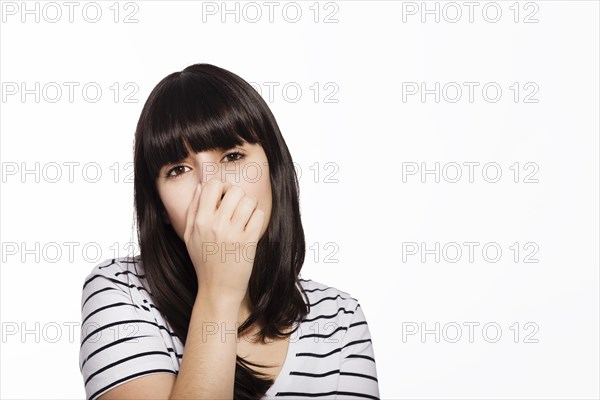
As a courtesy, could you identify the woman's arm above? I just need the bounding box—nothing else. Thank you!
[99,294,241,400]
[169,294,241,399]
[337,303,380,400]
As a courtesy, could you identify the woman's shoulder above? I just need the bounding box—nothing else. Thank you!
[81,255,149,302]
[297,277,357,301]
[83,255,145,280]
[292,277,373,351]
[296,277,361,320]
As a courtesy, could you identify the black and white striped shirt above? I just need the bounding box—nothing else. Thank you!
[79,256,380,399]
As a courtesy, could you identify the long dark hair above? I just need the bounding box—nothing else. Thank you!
[133,63,309,398]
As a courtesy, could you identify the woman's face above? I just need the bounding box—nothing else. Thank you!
[155,140,272,242]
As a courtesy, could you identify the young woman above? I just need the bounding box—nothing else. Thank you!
[78,63,380,400]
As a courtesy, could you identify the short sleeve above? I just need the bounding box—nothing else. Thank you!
[78,260,177,400]
[337,302,380,399]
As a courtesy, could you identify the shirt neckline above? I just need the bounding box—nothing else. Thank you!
[263,319,300,397]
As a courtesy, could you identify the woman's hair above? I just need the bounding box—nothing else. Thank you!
[133,63,309,398]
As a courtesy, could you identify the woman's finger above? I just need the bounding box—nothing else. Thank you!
[215,184,246,223]
[244,207,264,242]
[196,178,231,223]
[183,183,202,243]
[230,195,258,233]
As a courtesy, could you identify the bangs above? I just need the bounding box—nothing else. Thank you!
[140,70,263,179]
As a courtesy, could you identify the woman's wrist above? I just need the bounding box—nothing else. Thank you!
[195,290,243,316]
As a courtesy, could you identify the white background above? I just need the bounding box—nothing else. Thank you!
[1,1,599,399]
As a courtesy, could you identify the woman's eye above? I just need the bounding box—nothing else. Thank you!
[224,151,245,162]
[165,152,244,179]
[166,165,190,178]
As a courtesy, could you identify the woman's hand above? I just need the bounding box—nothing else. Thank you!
[183,177,265,307]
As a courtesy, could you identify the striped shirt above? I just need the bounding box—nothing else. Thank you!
[79,256,380,399]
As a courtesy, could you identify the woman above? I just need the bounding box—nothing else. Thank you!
[78,63,380,399]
